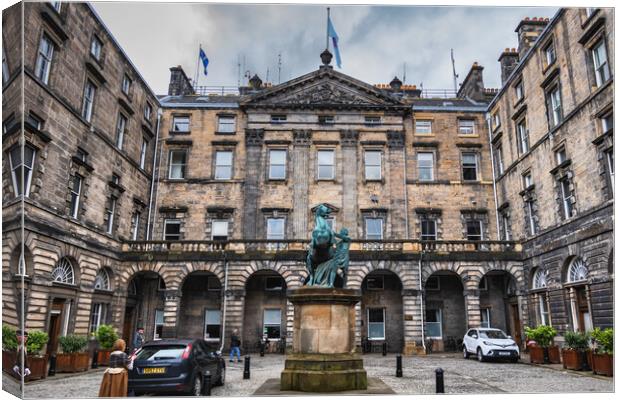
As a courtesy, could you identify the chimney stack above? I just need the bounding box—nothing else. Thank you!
[456,62,486,101]
[168,65,195,96]
[515,17,550,60]
[498,48,519,85]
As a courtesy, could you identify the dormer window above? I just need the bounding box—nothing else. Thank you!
[318,115,335,125]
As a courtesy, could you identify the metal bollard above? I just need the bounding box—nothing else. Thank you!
[48,354,57,376]
[92,349,99,369]
[243,356,250,379]
[580,350,590,371]
[260,341,265,357]
[435,368,444,393]
[202,373,212,396]
[382,342,387,356]
[396,355,402,377]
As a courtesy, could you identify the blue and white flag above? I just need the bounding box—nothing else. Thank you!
[199,47,209,76]
[327,16,342,68]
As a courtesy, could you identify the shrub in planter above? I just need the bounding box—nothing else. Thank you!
[590,328,613,377]
[57,335,90,373]
[25,330,49,381]
[562,331,590,371]
[2,325,18,375]
[525,325,559,364]
[95,325,119,366]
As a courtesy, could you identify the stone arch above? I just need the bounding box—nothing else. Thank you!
[476,261,525,290]
[175,261,226,291]
[239,260,302,290]
[421,261,469,288]
[349,260,416,290]
[120,262,174,291]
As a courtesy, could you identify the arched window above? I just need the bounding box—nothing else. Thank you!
[567,258,588,283]
[532,268,547,289]
[51,257,75,284]
[94,268,110,290]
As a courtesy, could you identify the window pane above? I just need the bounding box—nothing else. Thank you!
[218,116,235,132]
[318,150,333,165]
[172,116,189,132]
[264,309,281,325]
[415,120,432,133]
[459,120,475,134]
[466,221,482,240]
[212,220,228,237]
[267,218,284,239]
[365,218,382,239]
[368,308,384,323]
[318,165,334,179]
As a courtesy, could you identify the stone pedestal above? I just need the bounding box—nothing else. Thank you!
[280,287,367,392]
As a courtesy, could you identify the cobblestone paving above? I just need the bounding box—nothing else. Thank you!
[4,353,612,398]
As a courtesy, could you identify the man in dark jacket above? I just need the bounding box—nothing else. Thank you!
[229,329,241,363]
[132,327,144,351]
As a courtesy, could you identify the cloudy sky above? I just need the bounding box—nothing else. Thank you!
[92,2,558,95]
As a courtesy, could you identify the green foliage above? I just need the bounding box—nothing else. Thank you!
[524,325,557,348]
[96,325,119,350]
[590,328,613,355]
[58,335,89,354]
[26,330,49,355]
[563,331,590,350]
[2,325,18,351]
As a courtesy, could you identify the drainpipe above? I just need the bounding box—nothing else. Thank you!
[486,113,501,240]
[219,253,229,353]
[146,108,163,240]
[403,125,410,238]
[418,249,426,353]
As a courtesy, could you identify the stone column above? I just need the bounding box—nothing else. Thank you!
[243,129,265,239]
[222,289,245,352]
[387,131,407,238]
[464,288,481,328]
[161,290,180,338]
[292,130,312,238]
[340,130,359,236]
[402,290,423,355]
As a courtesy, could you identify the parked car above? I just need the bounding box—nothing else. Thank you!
[128,339,225,396]
[462,328,519,362]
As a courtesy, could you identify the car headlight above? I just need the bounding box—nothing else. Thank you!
[483,341,494,346]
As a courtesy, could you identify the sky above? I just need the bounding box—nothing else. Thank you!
[92,2,558,95]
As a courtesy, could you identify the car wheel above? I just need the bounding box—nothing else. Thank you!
[216,365,226,386]
[463,346,469,359]
[477,348,484,362]
[511,357,518,363]
[191,375,202,396]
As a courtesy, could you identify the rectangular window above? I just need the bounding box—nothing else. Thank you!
[2,46,9,84]
[90,36,103,61]
[204,309,221,340]
[317,150,335,180]
[492,112,501,130]
[606,149,614,196]
[144,103,152,121]
[515,81,524,101]
[543,41,556,67]
[458,119,475,135]
[546,85,562,127]
[172,116,190,132]
[154,309,164,340]
[76,148,88,163]
[50,1,62,13]
[516,119,529,154]
[480,308,491,328]
[214,151,233,180]
[502,214,511,240]
[365,218,383,240]
[265,276,284,291]
[560,178,573,219]
[364,116,381,126]
[105,196,117,234]
[164,219,181,240]
[426,276,440,290]
[417,152,434,181]
[555,146,567,165]
[538,294,549,326]
[420,219,437,241]
[211,220,229,240]
[69,174,82,218]
[318,115,335,125]
[270,114,286,124]
[35,34,54,84]
[523,172,533,189]
[89,303,107,335]
[592,40,610,87]
[585,8,596,18]
[207,277,220,291]
[366,276,384,290]
[425,309,442,338]
[9,144,36,197]
[269,149,286,180]
[263,309,281,339]
[217,115,236,133]
[526,200,537,235]
[364,150,382,180]
[466,220,482,241]
[26,113,43,130]
[121,74,131,95]
[81,80,96,122]
[367,308,385,340]
[111,174,120,186]
[115,114,127,150]
[415,120,432,134]
[131,211,140,240]
[601,113,613,133]
[168,150,187,179]
[461,152,478,181]
[266,218,285,240]
[139,138,148,169]
[494,145,504,176]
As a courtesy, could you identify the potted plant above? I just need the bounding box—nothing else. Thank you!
[95,325,119,366]
[590,328,613,376]
[2,324,18,374]
[24,330,49,381]
[57,335,90,373]
[562,331,590,370]
[524,325,559,364]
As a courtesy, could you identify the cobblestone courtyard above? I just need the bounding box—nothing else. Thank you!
[2,353,613,398]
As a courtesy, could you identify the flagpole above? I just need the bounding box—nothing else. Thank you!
[326,7,330,50]
[194,44,201,90]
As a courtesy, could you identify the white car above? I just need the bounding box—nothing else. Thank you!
[462,328,520,362]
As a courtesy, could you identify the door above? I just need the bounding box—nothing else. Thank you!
[509,303,522,347]
[46,301,64,355]
[123,306,135,347]
[576,287,592,332]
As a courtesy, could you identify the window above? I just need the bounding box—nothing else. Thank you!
[601,113,613,133]
[76,148,88,163]
[172,116,190,132]
[317,150,335,180]
[515,80,524,102]
[555,146,567,165]
[214,151,233,180]
[90,36,103,61]
[139,138,148,169]
[461,153,478,181]
[105,196,117,234]
[3,115,16,134]
[546,85,562,127]
[154,309,164,340]
[501,214,511,240]
[480,308,491,328]
[425,309,442,338]
[89,303,107,334]
[526,200,537,235]
[263,309,281,339]
[164,219,181,240]
[516,119,529,154]
[543,41,556,67]
[479,276,488,290]
[217,115,236,133]
[420,219,437,241]
[364,151,382,180]
[121,74,131,95]
[567,258,588,283]
[266,218,285,240]
[265,277,284,291]
[269,149,286,180]
[492,112,501,130]
[207,277,220,291]
[26,113,43,130]
[366,275,384,290]
[560,178,573,219]
[49,1,62,13]
[270,114,286,124]
[35,34,54,84]
[204,309,221,340]
[458,119,475,135]
[2,46,9,84]
[115,114,127,150]
[523,172,533,189]
[415,120,432,134]
[318,115,335,125]
[69,174,82,218]
[417,152,434,181]
[51,258,74,284]
[131,212,140,240]
[365,116,380,126]
[94,269,110,290]
[466,220,482,241]
[494,145,504,176]
[81,80,96,122]
[538,294,550,326]
[426,276,440,290]
[168,150,187,179]
[605,149,614,195]
[592,40,610,87]
[9,144,36,197]
[211,220,229,241]
[585,8,597,18]
[367,308,385,340]
[144,103,152,121]
[365,218,383,240]
[111,174,120,186]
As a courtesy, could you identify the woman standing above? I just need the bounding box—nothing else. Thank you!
[98,339,132,397]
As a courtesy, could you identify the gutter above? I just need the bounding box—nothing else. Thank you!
[486,112,501,239]
[146,108,162,239]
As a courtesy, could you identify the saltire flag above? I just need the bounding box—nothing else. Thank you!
[327,16,342,68]
[199,46,209,76]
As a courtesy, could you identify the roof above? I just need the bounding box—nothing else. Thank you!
[411,97,488,112]
[159,94,241,109]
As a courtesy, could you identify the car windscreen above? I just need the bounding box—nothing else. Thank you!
[479,330,507,339]
[136,345,186,361]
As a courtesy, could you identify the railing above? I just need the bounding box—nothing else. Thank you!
[419,89,458,99]
[193,85,240,96]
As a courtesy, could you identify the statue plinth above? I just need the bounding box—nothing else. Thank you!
[280,287,368,392]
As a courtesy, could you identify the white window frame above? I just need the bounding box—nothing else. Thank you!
[154,309,164,340]
[144,103,152,121]
[172,116,190,132]
[548,86,562,127]
[567,258,588,283]
[266,218,285,240]
[420,218,437,241]
[115,114,127,150]
[365,217,383,240]
[82,80,96,122]
[543,41,556,67]
[9,144,36,197]
[461,152,479,181]
[523,173,533,189]
[89,303,107,334]
[364,150,382,181]
[555,146,567,165]
[515,81,524,101]
[417,152,434,181]
[263,308,282,340]
[601,113,613,133]
[367,308,386,340]
[502,214,511,241]
[90,36,102,61]
[480,308,491,328]
[106,196,117,234]
[364,116,381,126]
[269,149,287,180]
[139,138,148,169]
[560,178,573,219]
[163,219,181,241]
[214,151,233,180]
[458,119,475,135]
[131,211,140,240]
[318,115,335,125]
[270,114,287,124]
[425,308,442,339]
[466,220,483,241]
[217,115,236,133]
[204,309,221,341]
[526,200,537,235]
[168,149,187,179]
[317,149,335,180]
[606,149,614,195]
[517,119,529,154]
[494,145,504,175]
[415,120,432,134]
[35,34,54,84]
[49,2,62,13]
[211,220,229,240]
[69,174,82,218]
[122,74,131,95]
[592,40,610,87]
[51,257,75,284]
[538,294,549,326]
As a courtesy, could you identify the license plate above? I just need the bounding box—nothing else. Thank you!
[498,351,511,356]
[143,367,166,374]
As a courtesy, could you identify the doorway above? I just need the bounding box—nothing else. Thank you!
[46,300,64,355]
[509,303,522,348]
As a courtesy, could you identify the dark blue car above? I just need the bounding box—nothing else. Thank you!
[128,339,225,396]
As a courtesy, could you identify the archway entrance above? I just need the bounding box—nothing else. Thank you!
[361,270,403,352]
[123,271,165,348]
[177,272,222,344]
[424,271,466,352]
[479,270,521,347]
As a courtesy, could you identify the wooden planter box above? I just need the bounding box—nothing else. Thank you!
[529,345,560,364]
[591,353,613,377]
[2,350,48,381]
[562,348,590,370]
[548,345,561,364]
[97,349,112,366]
[56,352,90,373]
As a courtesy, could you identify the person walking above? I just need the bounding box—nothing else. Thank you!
[229,329,241,363]
[132,327,145,351]
[98,339,133,397]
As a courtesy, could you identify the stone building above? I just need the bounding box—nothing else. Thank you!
[2,3,612,359]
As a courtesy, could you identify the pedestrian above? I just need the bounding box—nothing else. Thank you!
[132,327,145,351]
[13,330,31,390]
[229,329,241,363]
[98,339,133,397]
